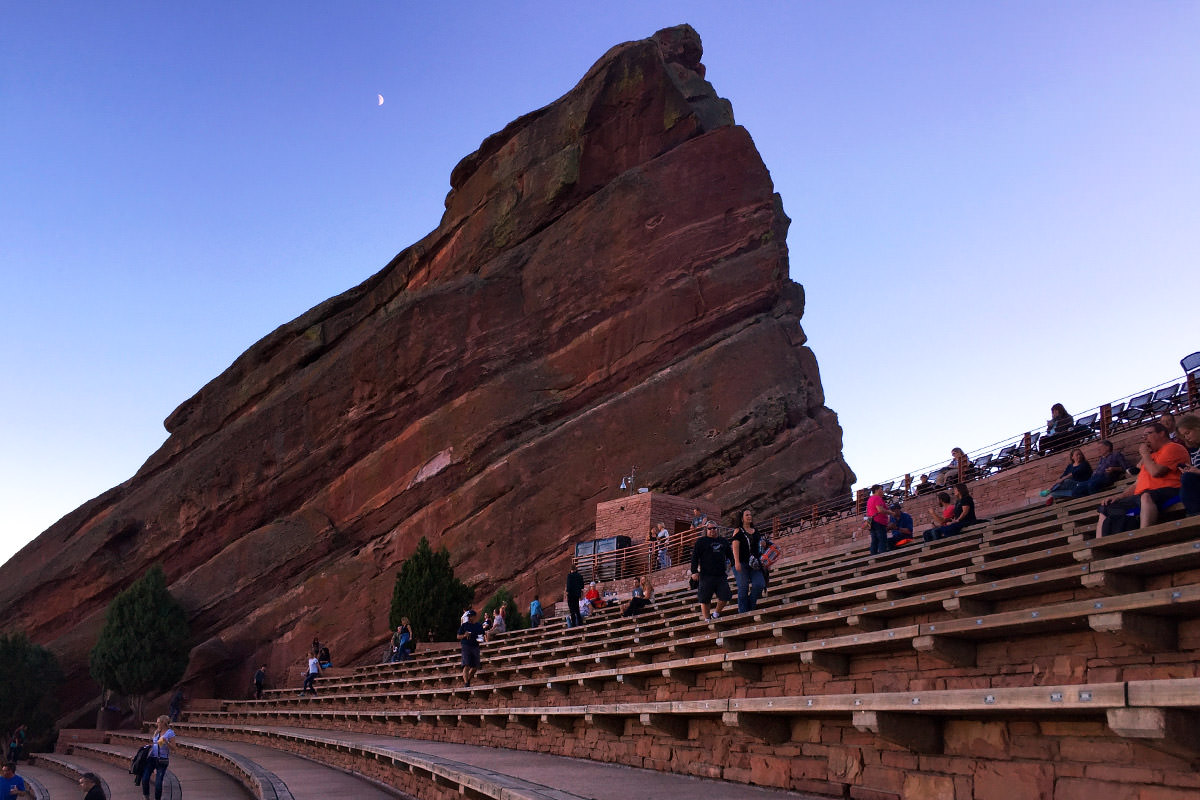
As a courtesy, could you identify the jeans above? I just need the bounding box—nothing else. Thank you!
[923,521,966,542]
[1081,470,1123,497]
[869,520,890,554]
[1049,477,1087,498]
[302,671,317,694]
[141,756,168,800]
[1181,471,1200,516]
[567,596,582,627]
[530,612,542,628]
[735,567,766,613]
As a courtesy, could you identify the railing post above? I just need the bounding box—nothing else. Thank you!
[1100,404,1112,440]
[1188,373,1199,411]
[903,474,913,496]
[855,488,867,515]
[1022,432,1032,463]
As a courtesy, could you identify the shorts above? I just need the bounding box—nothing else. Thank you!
[461,645,481,669]
[696,574,731,604]
[1100,487,1181,518]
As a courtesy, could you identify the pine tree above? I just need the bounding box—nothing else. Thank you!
[0,633,63,752]
[89,564,190,722]
[389,537,474,641]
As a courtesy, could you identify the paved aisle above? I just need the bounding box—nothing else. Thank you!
[254,727,824,800]
[37,749,252,800]
[17,764,79,797]
[83,742,252,800]
[170,754,256,799]
[186,739,398,800]
[38,753,152,800]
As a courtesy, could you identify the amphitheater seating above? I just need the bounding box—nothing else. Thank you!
[102,731,294,800]
[162,471,1200,798]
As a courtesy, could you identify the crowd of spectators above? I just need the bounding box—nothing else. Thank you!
[374,400,1199,690]
[1095,417,1199,535]
[848,393,1199,554]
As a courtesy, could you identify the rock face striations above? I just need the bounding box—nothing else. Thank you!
[0,25,853,714]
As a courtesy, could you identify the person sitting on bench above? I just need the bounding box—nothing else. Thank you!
[924,483,977,541]
[887,503,914,547]
[1041,448,1092,498]
[927,491,954,530]
[1176,414,1200,517]
[1084,440,1133,495]
[1095,423,1189,536]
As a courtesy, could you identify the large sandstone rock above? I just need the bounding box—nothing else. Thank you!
[0,24,853,714]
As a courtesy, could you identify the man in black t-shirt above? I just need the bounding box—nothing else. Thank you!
[690,523,733,621]
[457,610,485,687]
[565,568,585,628]
[253,665,266,700]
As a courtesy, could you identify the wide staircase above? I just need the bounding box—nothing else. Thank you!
[43,479,1200,798]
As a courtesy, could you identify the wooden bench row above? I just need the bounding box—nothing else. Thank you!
[183,677,1200,758]
[343,489,1124,683]
[164,724,592,800]
[192,578,1200,725]
[280,500,1136,699]
[235,519,1200,709]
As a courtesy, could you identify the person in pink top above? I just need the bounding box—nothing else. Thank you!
[866,485,890,554]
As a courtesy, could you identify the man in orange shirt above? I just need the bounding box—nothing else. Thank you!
[1095,423,1189,536]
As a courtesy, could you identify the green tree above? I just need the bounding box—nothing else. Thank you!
[89,564,190,722]
[481,586,527,630]
[0,633,63,751]
[389,537,473,641]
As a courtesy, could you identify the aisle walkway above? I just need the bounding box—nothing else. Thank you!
[200,727,823,800]
[35,752,158,800]
[34,747,252,800]
[16,764,76,798]
[190,738,397,800]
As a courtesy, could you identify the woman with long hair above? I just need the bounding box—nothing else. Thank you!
[1042,403,1077,453]
[1042,448,1093,498]
[924,484,978,541]
[139,715,175,800]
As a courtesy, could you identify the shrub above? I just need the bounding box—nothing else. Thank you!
[89,564,190,722]
[389,537,474,641]
[0,632,63,751]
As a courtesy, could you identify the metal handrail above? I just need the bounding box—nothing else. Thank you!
[568,368,1199,580]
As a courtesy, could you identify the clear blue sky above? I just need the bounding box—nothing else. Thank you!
[3,2,1198,563]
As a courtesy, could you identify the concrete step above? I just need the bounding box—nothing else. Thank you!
[196,726,826,800]
[185,738,399,800]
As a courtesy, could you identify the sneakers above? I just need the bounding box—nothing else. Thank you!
[709,611,720,620]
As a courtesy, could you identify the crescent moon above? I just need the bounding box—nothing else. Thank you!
[377,94,384,106]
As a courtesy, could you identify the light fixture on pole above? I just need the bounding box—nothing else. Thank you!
[619,467,636,495]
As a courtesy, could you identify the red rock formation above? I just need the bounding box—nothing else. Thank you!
[0,24,853,716]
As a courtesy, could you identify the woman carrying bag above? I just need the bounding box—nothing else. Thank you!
[139,715,175,800]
